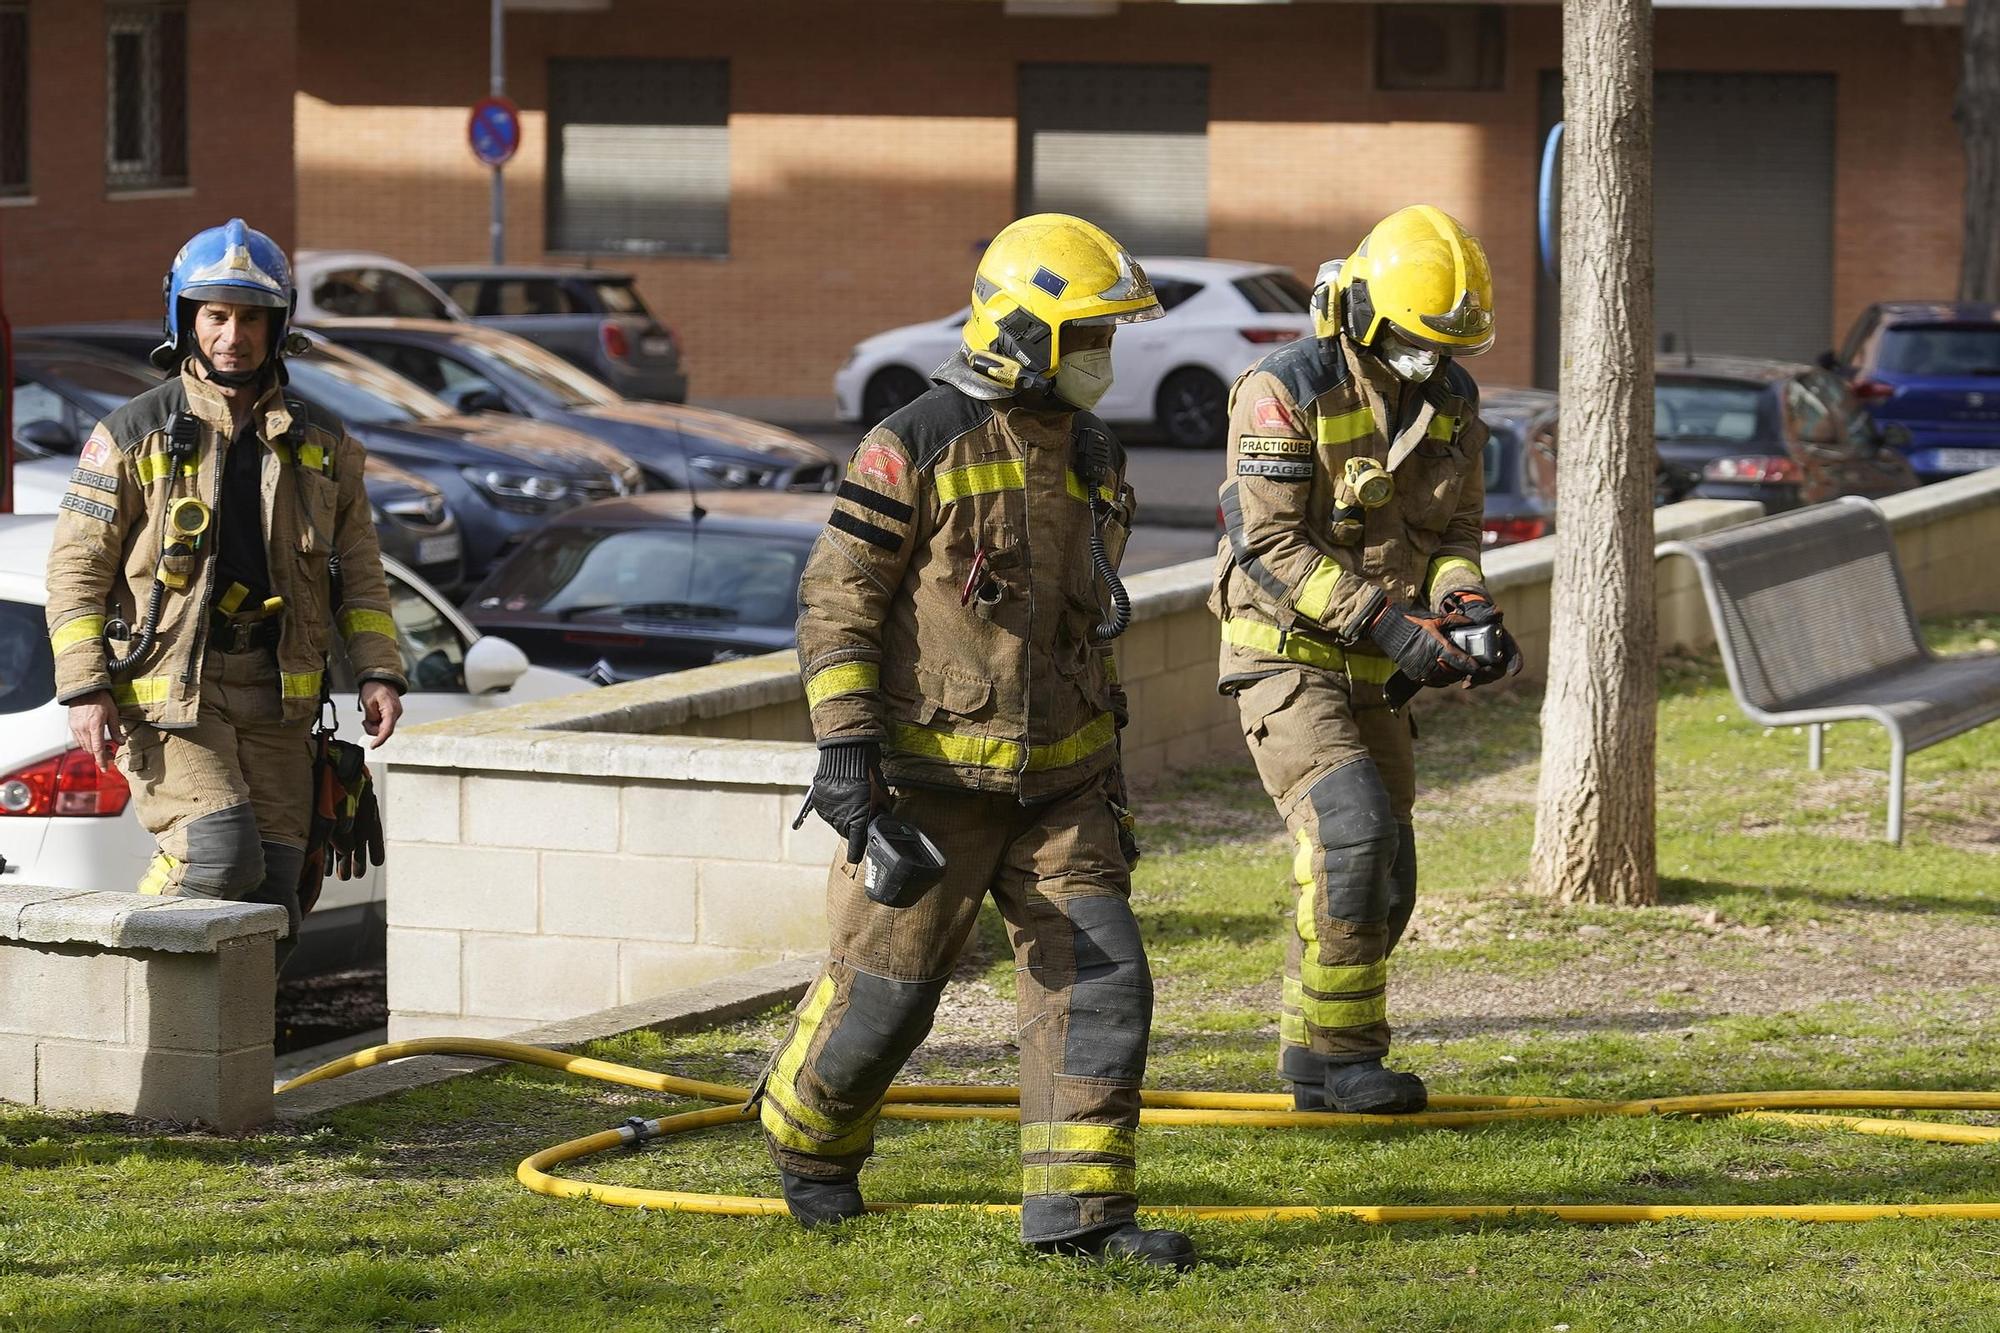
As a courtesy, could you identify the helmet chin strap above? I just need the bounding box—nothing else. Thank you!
[188,339,269,391]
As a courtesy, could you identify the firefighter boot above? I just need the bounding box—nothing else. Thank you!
[1281,1043,1332,1112]
[1326,1058,1428,1114]
[1037,1222,1197,1271]
[779,1170,866,1230]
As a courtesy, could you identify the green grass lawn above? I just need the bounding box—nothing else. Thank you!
[3,620,1998,1332]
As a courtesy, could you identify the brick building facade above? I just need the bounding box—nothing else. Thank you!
[0,0,297,331]
[0,0,1969,409]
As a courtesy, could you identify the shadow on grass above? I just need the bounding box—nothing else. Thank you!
[1398,1010,1728,1041]
[1135,906,1284,948]
[1660,875,1998,919]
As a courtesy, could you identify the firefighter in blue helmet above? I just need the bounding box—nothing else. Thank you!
[45,220,406,969]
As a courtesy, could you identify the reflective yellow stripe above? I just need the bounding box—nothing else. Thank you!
[1020,1123,1137,1158]
[806,661,879,709]
[1427,414,1457,441]
[291,442,329,472]
[1300,990,1388,1030]
[110,677,172,706]
[339,608,397,641]
[1427,556,1483,598]
[1315,407,1374,446]
[1302,957,1389,995]
[1064,470,1113,504]
[281,671,323,701]
[1283,974,1305,1008]
[934,459,1025,504]
[1220,617,1400,684]
[1294,828,1318,944]
[1279,1012,1307,1045]
[136,853,178,896]
[1293,556,1343,623]
[51,616,106,654]
[1021,1164,1136,1197]
[135,452,197,486]
[890,711,1116,773]
[761,976,880,1149]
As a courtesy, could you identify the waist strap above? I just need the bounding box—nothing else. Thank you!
[1220,617,1400,684]
[208,609,282,654]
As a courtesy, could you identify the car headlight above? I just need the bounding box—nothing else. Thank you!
[690,455,777,488]
[460,465,573,511]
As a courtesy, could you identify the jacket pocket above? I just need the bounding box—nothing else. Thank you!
[912,663,994,726]
[1234,668,1304,744]
[1402,439,1471,533]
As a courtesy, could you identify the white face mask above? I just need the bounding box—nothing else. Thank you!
[1053,346,1114,409]
[1380,332,1441,383]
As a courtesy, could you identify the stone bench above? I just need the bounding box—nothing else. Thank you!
[0,886,286,1131]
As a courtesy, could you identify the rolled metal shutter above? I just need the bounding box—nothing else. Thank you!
[1018,64,1209,257]
[1534,72,1836,383]
[548,58,729,257]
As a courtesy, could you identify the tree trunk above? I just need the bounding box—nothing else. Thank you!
[1961,0,2000,300]
[1529,0,1658,906]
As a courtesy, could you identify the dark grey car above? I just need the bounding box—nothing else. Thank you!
[425,266,688,403]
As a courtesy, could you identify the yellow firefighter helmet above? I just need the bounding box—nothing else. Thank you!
[959,214,1163,391]
[1332,205,1495,356]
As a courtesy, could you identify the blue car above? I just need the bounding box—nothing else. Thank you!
[1830,302,2000,482]
[313,318,839,494]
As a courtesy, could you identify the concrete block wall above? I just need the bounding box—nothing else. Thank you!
[0,888,285,1131]
[381,487,2000,1036]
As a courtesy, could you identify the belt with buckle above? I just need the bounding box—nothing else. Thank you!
[208,610,282,654]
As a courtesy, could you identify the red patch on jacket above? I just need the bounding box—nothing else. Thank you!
[79,435,114,470]
[853,441,906,487]
[1252,396,1299,435]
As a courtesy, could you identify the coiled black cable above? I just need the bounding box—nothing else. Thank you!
[103,579,167,676]
[1089,501,1131,643]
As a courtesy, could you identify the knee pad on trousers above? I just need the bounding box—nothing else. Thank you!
[1304,761,1398,925]
[178,804,265,896]
[813,970,948,1107]
[1061,896,1154,1084]
[1384,823,1417,955]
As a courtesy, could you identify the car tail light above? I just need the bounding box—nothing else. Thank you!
[0,750,132,818]
[1853,378,1894,404]
[1239,328,1294,345]
[1703,455,1802,484]
[599,321,631,361]
[1481,516,1548,547]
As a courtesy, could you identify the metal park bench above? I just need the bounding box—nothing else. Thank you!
[1658,496,2000,844]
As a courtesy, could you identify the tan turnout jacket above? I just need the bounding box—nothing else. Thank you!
[45,367,407,726]
[796,383,1133,801]
[1211,334,1491,686]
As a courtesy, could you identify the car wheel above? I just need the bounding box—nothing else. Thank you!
[862,367,929,425]
[1155,368,1228,448]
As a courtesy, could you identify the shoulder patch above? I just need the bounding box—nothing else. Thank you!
[79,435,116,471]
[1239,436,1312,458]
[1251,396,1302,435]
[852,440,907,487]
[60,493,119,525]
[1260,338,1348,410]
[880,386,995,471]
[69,467,120,494]
[1237,457,1314,481]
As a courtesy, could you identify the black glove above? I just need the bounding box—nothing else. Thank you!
[326,741,384,882]
[1437,590,1524,687]
[812,740,884,864]
[1368,600,1480,687]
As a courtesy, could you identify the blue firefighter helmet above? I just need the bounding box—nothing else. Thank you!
[150,218,296,375]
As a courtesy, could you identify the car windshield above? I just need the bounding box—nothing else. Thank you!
[28,358,158,415]
[1655,380,1766,442]
[284,348,454,424]
[313,268,454,320]
[1877,324,2000,377]
[474,526,810,627]
[0,599,57,715]
[591,280,647,316]
[457,334,622,408]
[1232,272,1313,315]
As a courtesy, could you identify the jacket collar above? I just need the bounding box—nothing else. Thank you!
[178,365,295,443]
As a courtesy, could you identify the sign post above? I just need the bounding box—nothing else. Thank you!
[470,0,519,263]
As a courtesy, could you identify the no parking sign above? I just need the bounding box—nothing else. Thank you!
[468,94,521,168]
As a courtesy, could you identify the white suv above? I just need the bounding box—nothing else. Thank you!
[293,250,466,325]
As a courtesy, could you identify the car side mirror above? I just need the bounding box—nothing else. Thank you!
[453,387,512,415]
[16,419,78,455]
[463,634,530,695]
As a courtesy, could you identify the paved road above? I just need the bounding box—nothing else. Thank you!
[791,421,1226,533]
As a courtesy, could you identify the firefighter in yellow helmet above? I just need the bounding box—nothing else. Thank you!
[760,215,1194,1268]
[1210,205,1522,1114]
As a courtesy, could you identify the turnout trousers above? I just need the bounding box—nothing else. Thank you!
[760,777,1153,1243]
[1231,667,1418,1083]
[113,644,313,967]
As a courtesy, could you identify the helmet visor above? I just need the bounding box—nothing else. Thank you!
[181,281,289,309]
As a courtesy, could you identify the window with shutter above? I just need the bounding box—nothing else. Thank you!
[548,58,730,258]
[0,2,25,196]
[104,1,187,192]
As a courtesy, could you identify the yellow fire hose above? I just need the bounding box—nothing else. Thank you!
[280,1038,2000,1225]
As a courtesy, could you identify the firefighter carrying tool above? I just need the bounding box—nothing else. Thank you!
[759,214,1195,1269]
[1210,205,1523,1116]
